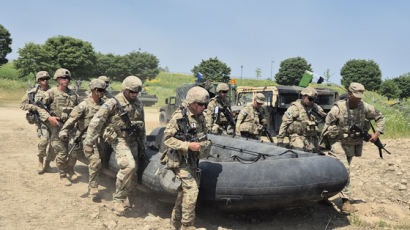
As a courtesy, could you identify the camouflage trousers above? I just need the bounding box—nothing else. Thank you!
[36,123,55,161]
[289,134,319,152]
[111,138,138,202]
[82,139,102,189]
[329,139,363,200]
[49,125,76,177]
[171,166,199,226]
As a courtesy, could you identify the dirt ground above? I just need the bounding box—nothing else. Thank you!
[0,103,409,230]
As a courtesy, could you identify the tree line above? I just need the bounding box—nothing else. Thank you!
[1,24,409,99]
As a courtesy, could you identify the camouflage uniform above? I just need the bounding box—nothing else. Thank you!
[59,79,106,191]
[277,87,326,151]
[20,71,55,173]
[205,83,233,135]
[162,86,211,228]
[84,76,145,206]
[320,83,385,202]
[235,93,267,139]
[38,69,79,179]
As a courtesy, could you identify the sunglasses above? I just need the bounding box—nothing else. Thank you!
[59,76,70,80]
[197,102,207,107]
[129,90,139,94]
[308,97,316,101]
[220,90,228,94]
[96,88,105,93]
[39,78,50,81]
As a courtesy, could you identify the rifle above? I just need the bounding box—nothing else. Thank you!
[310,107,326,123]
[349,124,392,159]
[34,100,64,127]
[262,126,274,143]
[67,127,88,156]
[27,86,43,135]
[219,106,236,134]
[175,112,207,165]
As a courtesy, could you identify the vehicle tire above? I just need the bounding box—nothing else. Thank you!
[159,111,167,124]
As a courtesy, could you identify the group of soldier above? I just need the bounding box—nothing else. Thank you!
[21,69,385,230]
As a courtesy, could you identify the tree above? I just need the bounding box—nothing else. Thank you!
[275,57,313,85]
[323,68,333,83]
[379,79,401,100]
[256,68,262,80]
[14,42,53,78]
[43,36,96,80]
[123,51,160,82]
[192,57,231,83]
[340,59,382,91]
[95,53,128,81]
[0,24,12,65]
[393,73,410,99]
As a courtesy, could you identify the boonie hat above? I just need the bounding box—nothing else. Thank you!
[348,82,365,98]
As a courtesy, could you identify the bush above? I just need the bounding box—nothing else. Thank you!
[0,63,21,80]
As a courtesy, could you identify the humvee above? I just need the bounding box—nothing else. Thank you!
[159,81,237,124]
[234,85,338,135]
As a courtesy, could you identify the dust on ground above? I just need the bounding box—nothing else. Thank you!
[0,104,409,230]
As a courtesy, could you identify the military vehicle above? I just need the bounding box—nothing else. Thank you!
[159,81,237,124]
[234,85,338,136]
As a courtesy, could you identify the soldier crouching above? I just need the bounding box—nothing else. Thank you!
[235,93,267,139]
[83,76,146,215]
[162,86,212,230]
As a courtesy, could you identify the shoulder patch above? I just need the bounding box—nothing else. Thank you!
[240,110,247,116]
[285,111,292,119]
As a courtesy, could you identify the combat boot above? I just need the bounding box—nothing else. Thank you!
[112,201,126,216]
[43,160,51,173]
[341,199,355,214]
[67,171,78,181]
[181,225,196,230]
[60,177,72,186]
[90,187,99,202]
[37,157,44,174]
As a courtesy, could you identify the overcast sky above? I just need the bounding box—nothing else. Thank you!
[2,0,410,83]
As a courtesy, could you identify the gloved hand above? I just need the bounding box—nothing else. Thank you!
[211,125,219,134]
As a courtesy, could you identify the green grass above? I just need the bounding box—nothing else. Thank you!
[1,70,409,138]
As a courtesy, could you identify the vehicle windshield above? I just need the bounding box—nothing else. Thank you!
[237,92,254,105]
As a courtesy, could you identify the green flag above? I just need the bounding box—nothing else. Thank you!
[299,70,313,87]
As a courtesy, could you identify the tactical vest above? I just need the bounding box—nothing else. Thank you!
[334,100,366,139]
[78,98,104,131]
[287,100,320,136]
[48,87,78,122]
[107,94,144,139]
[210,97,230,125]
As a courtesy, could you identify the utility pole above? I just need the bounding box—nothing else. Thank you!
[270,60,274,79]
[240,65,243,80]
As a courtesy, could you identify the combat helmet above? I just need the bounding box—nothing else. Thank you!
[216,83,229,93]
[53,68,71,80]
[36,71,50,81]
[98,76,110,84]
[185,86,210,104]
[122,76,142,92]
[89,79,107,90]
[301,87,318,98]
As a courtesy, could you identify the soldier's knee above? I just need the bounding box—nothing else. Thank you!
[89,155,102,171]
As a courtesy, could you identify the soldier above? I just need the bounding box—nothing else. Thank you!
[276,87,326,152]
[38,68,79,186]
[320,82,385,214]
[20,71,54,174]
[59,79,106,201]
[205,83,234,135]
[98,75,113,96]
[235,93,267,139]
[162,86,211,230]
[83,76,146,215]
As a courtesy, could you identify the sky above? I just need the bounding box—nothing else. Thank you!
[1,0,410,84]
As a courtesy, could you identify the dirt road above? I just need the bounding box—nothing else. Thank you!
[0,104,409,230]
